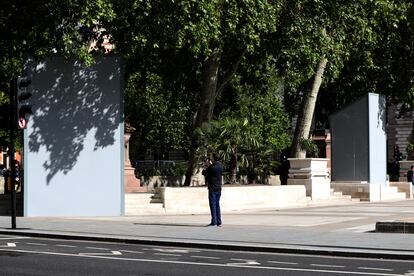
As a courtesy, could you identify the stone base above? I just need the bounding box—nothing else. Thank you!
[288,158,330,200]
[288,178,330,200]
[331,182,407,201]
[124,167,142,193]
[160,185,307,214]
[389,182,413,199]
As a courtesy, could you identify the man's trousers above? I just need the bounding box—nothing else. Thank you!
[208,190,222,226]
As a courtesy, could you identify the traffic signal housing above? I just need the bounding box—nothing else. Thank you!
[15,76,32,129]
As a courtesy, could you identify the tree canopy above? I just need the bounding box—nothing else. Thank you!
[0,0,413,180]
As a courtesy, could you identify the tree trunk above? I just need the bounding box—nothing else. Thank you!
[290,58,328,158]
[184,52,221,186]
[230,146,237,184]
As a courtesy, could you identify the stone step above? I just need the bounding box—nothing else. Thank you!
[125,193,163,206]
[382,186,399,193]
[152,193,162,199]
[306,191,357,205]
[380,192,407,201]
[331,191,344,197]
[125,192,165,215]
[125,204,166,215]
[150,193,163,203]
[330,194,352,200]
[306,197,360,206]
[150,199,163,204]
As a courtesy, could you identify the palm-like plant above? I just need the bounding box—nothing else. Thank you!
[216,118,251,184]
[196,118,251,184]
[196,79,291,184]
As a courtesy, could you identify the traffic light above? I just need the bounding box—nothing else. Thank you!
[15,76,32,129]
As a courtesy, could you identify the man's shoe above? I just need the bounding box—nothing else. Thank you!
[206,224,215,227]
[217,224,222,227]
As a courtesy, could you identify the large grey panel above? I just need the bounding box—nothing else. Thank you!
[330,96,369,181]
[368,93,387,186]
[24,56,123,216]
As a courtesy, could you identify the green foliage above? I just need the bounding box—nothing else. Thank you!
[110,0,279,58]
[300,138,319,158]
[406,143,414,154]
[137,162,187,177]
[110,0,283,167]
[0,1,115,82]
[196,67,291,181]
[275,0,414,116]
[125,71,193,159]
[0,0,115,150]
[1,0,413,178]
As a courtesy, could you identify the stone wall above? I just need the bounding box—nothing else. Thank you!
[387,103,414,162]
[160,185,307,214]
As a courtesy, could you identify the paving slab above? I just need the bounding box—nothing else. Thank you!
[0,200,413,259]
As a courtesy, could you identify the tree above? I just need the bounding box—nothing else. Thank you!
[125,71,193,160]
[323,1,414,109]
[108,0,282,184]
[197,65,291,184]
[0,1,115,152]
[0,0,115,90]
[271,0,413,158]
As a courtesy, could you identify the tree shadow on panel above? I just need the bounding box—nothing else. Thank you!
[27,57,122,184]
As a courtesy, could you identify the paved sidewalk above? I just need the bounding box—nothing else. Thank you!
[0,200,413,259]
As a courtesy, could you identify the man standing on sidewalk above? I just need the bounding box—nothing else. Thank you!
[407,166,414,184]
[203,153,223,227]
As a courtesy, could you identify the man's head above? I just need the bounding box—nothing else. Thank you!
[411,165,414,170]
[212,153,221,162]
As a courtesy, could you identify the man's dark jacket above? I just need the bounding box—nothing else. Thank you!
[408,169,414,183]
[202,161,223,192]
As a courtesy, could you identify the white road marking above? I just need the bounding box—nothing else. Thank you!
[311,264,345,268]
[268,261,298,265]
[152,248,190,253]
[340,224,376,233]
[6,243,16,247]
[79,251,122,256]
[0,248,403,276]
[0,237,29,240]
[26,243,47,246]
[191,255,220,260]
[119,250,143,254]
[85,247,109,250]
[56,245,77,248]
[228,259,260,266]
[359,267,394,272]
[154,253,182,257]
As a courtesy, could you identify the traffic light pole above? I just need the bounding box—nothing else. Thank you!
[9,79,17,229]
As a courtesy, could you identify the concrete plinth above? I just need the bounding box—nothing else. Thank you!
[124,167,143,193]
[124,132,142,193]
[288,158,330,200]
[288,178,330,200]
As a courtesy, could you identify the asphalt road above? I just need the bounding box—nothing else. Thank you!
[0,235,412,276]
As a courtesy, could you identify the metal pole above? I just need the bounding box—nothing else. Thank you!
[9,79,16,229]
